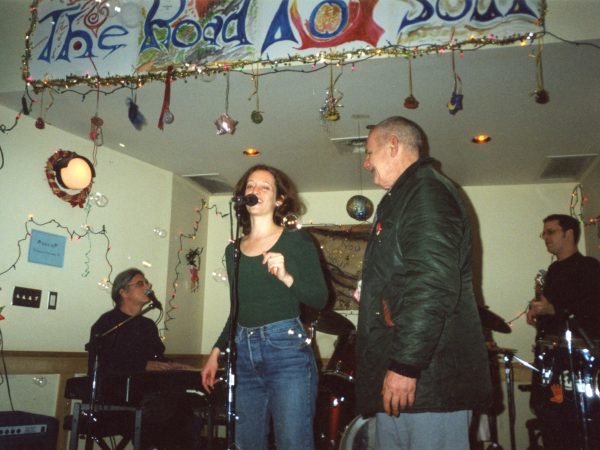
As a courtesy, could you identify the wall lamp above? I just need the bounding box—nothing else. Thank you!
[53,153,96,189]
[45,150,96,208]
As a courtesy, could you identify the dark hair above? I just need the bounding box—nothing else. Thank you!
[233,164,305,235]
[543,214,581,244]
[111,268,144,305]
[372,116,428,155]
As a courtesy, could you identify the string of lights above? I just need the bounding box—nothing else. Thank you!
[160,200,229,334]
[0,216,113,283]
[570,183,600,237]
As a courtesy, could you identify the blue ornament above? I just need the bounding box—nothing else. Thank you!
[447,92,463,115]
[346,195,374,221]
[127,98,147,130]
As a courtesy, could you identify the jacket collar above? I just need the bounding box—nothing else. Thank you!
[388,156,434,195]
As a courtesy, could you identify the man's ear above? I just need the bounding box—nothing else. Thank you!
[389,134,399,157]
[565,228,575,242]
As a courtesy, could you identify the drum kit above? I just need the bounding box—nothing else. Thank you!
[313,310,368,450]
[312,307,600,450]
[532,334,600,449]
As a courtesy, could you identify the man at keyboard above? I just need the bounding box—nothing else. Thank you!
[87,268,200,450]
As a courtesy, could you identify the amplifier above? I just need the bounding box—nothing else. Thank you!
[0,411,58,450]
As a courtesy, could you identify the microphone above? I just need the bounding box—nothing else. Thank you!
[144,288,163,310]
[231,194,258,207]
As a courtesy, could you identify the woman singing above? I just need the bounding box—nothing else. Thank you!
[202,164,328,450]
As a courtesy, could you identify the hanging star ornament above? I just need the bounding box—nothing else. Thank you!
[215,113,238,135]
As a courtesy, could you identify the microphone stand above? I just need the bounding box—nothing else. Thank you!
[83,302,159,450]
[224,204,243,449]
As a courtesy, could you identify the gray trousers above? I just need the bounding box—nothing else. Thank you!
[375,410,472,450]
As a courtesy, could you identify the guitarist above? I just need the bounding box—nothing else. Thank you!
[527,214,600,450]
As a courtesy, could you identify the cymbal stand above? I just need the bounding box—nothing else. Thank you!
[564,321,590,450]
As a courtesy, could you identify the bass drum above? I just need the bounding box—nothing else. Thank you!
[338,415,375,450]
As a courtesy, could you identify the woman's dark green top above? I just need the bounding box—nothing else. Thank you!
[214,228,328,350]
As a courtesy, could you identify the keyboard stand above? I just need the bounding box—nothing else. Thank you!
[67,402,143,450]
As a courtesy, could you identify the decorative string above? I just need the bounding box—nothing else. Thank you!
[0,216,113,282]
[159,200,229,334]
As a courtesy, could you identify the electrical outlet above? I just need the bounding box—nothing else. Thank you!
[12,287,42,308]
[48,291,58,310]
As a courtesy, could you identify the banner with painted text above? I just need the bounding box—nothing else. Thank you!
[25,0,545,88]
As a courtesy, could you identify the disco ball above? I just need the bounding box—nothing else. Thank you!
[346,195,374,221]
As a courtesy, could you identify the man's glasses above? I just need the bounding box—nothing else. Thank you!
[127,279,151,289]
[539,228,561,239]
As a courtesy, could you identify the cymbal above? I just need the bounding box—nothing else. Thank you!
[478,305,511,334]
[316,310,355,335]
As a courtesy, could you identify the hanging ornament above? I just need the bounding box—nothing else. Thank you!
[403,55,419,109]
[215,72,238,135]
[158,65,174,129]
[163,109,175,124]
[89,116,104,146]
[186,247,202,293]
[249,67,264,124]
[21,94,30,115]
[251,110,263,124]
[127,95,146,130]
[346,195,374,221]
[34,89,50,129]
[320,64,343,122]
[447,41,464,115]
[531,37,549,104]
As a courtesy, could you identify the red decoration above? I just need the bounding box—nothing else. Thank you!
[158,65,174,130]
[35,117,45,129]
[403,95,419,109]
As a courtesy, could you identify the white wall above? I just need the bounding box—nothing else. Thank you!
[582,159,600,261]
[162,176,211,353]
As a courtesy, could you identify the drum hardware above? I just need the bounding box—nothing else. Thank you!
[489,347,539,450]
[316,310,356,336]
[533,322,600,450]
[337,415,375,450]
[316,329,357,450]
[478,305,512,334]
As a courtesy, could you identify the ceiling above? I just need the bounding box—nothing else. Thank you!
[1,2,600,194]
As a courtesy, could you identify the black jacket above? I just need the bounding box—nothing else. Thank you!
[356,157,492,415]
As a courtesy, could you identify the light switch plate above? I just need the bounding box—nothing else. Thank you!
[12,287,42,308]
[48,291,58,310]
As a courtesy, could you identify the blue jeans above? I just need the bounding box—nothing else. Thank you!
[234,317,318,450]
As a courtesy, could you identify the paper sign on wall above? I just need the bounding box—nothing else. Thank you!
[28,229,67,268]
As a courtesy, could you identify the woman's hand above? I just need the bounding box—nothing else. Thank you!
[201,348,221,393]
[263,251,294,287]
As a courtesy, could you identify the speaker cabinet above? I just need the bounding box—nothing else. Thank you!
[0,411,58,450]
